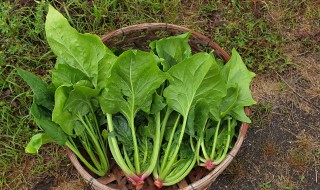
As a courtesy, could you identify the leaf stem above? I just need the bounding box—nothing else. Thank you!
[80,115,108,170]
[106,113,137,177]
[129,112,140,174]
[160,116,187,179]
[162,155,196,186]
[214,117,232,164]
[210,120,221,160]
[123,145,135,172]
[66,140,105,176]
[142,112,161,178]
[160,114,181,173]
[160,107,173,142]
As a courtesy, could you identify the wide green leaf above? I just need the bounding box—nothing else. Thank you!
[97,54,117,89]
[230,106,251,123]
[221,49,256,107]
[99,50,167,118]
[45,5,114,86]
[163,53,225,118]
[16,68,54,110]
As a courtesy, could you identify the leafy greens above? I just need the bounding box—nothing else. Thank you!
[19,4,256,189]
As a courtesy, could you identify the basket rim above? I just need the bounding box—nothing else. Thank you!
[66,23,250,190]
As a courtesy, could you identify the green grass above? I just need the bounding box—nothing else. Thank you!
[1,0,319,189]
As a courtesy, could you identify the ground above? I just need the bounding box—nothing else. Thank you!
[0,0,319,190]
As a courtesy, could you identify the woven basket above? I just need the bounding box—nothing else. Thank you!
[66,23,250,190]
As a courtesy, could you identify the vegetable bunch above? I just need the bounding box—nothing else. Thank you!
[19,5,255,189]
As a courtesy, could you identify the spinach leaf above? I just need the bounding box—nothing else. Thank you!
[52,85,76,135]
[151,32,192,71]
[99,50,167,117]
[112,115,133,151]
[164,52,223,117]
[25,133,54,154]
[52,57,90,88]
[30,102,67,145]
[45,5,114,87]
[221,48,256,122]
[16,68,54,110]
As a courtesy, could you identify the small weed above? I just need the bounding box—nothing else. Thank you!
[279,83,286,91]
[260,181,272,189]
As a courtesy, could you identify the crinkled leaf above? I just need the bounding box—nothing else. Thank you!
[179,142,194,159]
[16,68,54,110]
[151,32,192,71]
[139,137,153,171]
[112,115,133,151]
[25,133,54,154]
[99,50,167,118]
[138,124,155,139]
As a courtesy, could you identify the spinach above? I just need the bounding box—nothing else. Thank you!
[99,49,167,187]
[19,4,256,188]
[18,5,116,177]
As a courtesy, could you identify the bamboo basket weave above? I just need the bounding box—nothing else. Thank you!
[66,23,250,190]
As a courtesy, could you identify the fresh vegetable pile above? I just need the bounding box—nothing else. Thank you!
[19,5,256,189]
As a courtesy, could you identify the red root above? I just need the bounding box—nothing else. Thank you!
[135,180,144,190]
[204,160,216,170]
[154,178,163,188]
[127,175,145,190]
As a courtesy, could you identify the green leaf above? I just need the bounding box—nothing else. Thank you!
[230,106,251,123]
[97,54,117,89]
[45,5,114,86]
[52,57,90,88]
[215,119,237,150]
[64,82,99,116]
[221,48,256,107]
[112,115,133,151]
[150,93,166,114]
[52,85,77,135]
[152,32,192,71]
[194,100,210,138]
[31,103,67,145]
[164,52,225,118]
[25,133,54,154]
[16,68,54,110]
[220,85,239,117]
[99,50,167,117]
